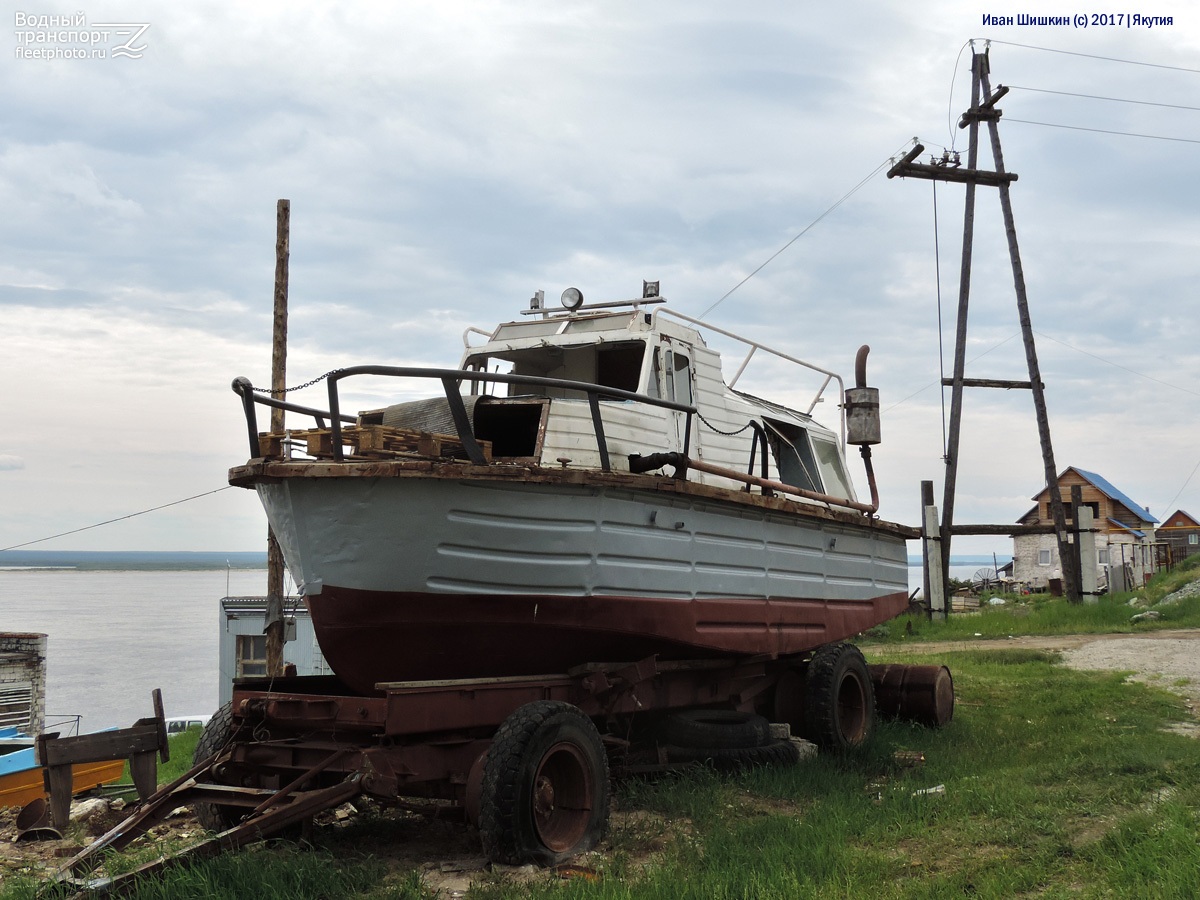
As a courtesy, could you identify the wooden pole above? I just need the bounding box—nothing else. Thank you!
[921,480,934,616]
[939,51,985,594]
[265,199,290,676]
[976,67,1079,602]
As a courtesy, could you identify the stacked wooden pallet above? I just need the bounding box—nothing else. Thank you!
[258,425,492,462]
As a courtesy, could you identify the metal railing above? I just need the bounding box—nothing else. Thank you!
[233,368,696,472]
[230,368,874,511]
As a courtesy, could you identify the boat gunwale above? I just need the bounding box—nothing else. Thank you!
[229,459,920,540]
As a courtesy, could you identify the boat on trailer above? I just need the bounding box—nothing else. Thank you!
[230,285,917,695]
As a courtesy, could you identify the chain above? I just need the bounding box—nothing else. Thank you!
[697,412,754,437]
[251,369,343,396]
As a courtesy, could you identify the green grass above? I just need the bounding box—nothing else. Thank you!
[863,556,1200,644]
[465,648,1200,899]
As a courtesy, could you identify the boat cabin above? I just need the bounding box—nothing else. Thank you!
[447,296,860,508]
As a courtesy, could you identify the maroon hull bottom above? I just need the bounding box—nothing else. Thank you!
[306,588,911,695]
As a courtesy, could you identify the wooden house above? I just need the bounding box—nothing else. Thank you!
[1159,510,1200,563]
[1012,467,1159,593]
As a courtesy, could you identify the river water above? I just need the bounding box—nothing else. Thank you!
[1,567,267,731]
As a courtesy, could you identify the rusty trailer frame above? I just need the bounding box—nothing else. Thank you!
[51,652,952,894]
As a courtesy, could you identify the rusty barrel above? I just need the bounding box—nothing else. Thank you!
[868,664,954,727]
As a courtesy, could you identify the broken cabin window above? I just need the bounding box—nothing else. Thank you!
[596,343,644,394]
[464,341,648,400]
[763,420,820,493]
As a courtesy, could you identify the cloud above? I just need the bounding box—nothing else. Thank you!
[0,456,25,471]
[1,3,1197,550]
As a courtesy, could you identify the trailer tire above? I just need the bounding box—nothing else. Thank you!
[656,709,770,750]
[479,701,609,866]
[663,738,801,771]
[192,703,239,832]
[803,643,876,752]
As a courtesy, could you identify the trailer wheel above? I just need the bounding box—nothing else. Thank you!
[479,701,609,866]
[803,643,875,752]
[656,709,770,750]
[192,703,239,832]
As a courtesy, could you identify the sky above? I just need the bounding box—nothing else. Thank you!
[1,2,1197,559]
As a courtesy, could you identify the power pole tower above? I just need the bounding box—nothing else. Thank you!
[889,47,1079,603]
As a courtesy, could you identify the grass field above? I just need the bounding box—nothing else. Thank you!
[5,561,1199,899]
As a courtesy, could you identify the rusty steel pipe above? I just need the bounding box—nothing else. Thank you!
[681,456,878,515]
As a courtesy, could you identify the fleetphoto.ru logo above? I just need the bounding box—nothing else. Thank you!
[14,12,150,60]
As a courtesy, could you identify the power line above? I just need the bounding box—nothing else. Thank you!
[884,333,1021,413]
[983,39,1200,75]
[1160,455,1200,515]
[700,142,915,319]
[1033,330,1200,398]
[0,486,236,552]
[1006,118,1200,145]
[1007,84,1200,114]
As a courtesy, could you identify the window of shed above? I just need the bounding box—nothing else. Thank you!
[237,634,268,677]
[1038,549,1052,566]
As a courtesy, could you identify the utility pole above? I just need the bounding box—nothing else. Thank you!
[265,199,290,675]
[888,47,1079,603]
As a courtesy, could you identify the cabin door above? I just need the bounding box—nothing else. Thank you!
[662,347,696,455]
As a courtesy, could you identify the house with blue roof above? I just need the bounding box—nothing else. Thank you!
[1012,467,1160,593]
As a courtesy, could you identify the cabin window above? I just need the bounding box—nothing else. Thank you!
[664,350,693,406]
[236,634,268,678]
[811,436,854,500]
[764,420,820,492]
[1191,535,1198,545]
[596,343,643,393]
[644,349,661,399]
[1038,549,1052,566]
[463,341,647,399]
[1098,548,1109,564]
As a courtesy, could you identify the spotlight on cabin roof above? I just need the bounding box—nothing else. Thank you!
[643,280,659,299]
[561,287,584,310]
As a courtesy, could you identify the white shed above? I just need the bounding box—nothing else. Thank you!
[218,597,332,708]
